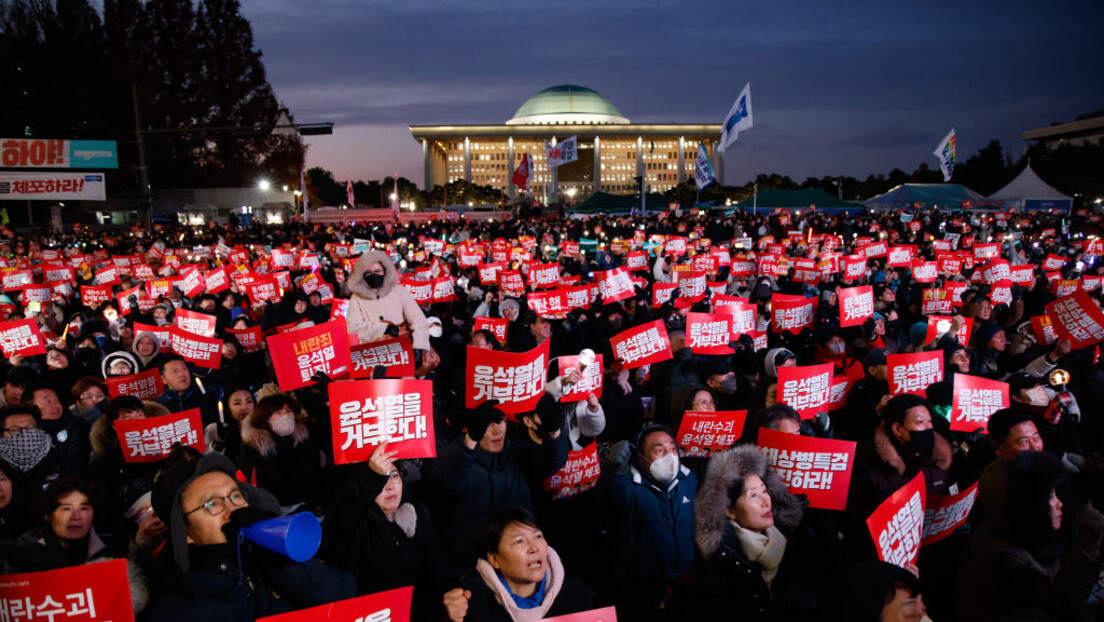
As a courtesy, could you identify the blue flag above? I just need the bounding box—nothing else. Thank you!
[694,142,717,191]
[720,82,754,151]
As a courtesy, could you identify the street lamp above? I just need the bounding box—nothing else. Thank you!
[258,180,271,191]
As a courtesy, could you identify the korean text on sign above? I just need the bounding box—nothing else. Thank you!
[950,374,1009,433]
[350,338,414,378]
[0,559,135,622]
[330,379,435,464]
[611,320,672,369]
[777,364,833,418]
[676,410,746,457]
[887,351,943,396]
[921,483,978,545]
[867,472,926,569]
[466,341,549,416]
[757,428,855,511]
[542,443,601,500]
[114,409,203,463]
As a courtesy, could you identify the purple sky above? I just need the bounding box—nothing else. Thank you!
[238,0,1104,189]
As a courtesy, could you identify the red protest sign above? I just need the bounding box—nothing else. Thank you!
[887,245,916,268]
[611,320,672,370]
[1042,253,1067,271]
[21,284,51,303]
[1030,314,1059,345]
[473,316,508,344]
[329,379,435,464]
[828,375,852,411]
[135,322,171,353]
[204,266,230,294]
[715,299,756,335]
[777,364,833,418]
[887,351,943,397]
[229,326,265,353]
[542,443,601,500]
[465,341,549,416]
[528,289,570,319]
[676,410,746,457]
[839,285,874,328]
[115,409,204,462]
[330,298,349,320]
[258,587,412,622]
[757,427,856,511]
[267,319,352,391]
[685,312,735,355]
[498,270,525,297]
[0,319,46,357]
[169,326,222,369]
[770,294,815,334]
[595,268,635,304]
[0,559,136,622]
[922,482,979,545]
[925,316,973,347]
[557,354,603,402]
[527,262,561,289]
[177,267,205,297]
[921,289,953,315]
[673,270,708,305]
[867,472,926,568]
[246,277,281,305]
[81,284,113,305]
[912,260,938,283]
[653,282,677,308]
[106,368,165,400]
[842,255,867,280]
[1045,289,1104,350]
[174,308,216,337]
[951,374,1009,433]
[349,337,415,378]
[626,251,648,271]
[478,262,504,285]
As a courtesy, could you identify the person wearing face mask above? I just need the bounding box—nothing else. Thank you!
[700,358,749,412]
[0,406,62,506]
[237,394,322,512]
[840,348,892,442]
[601,424,697,619]
[674,444,809,620]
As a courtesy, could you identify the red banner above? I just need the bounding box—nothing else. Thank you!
[115,408,204,462]
[174,308,217,338]
[528,289,571,319]
[169,326,222,369]
[330,379,435,464]
[777,364,833,418]
[925,316,973,347]
[0,559,135,622]
[610,320,672,369]
[676,410,746,457]
[921,482,979,545]
[685,312,735,355]
[81,284,113,305]
[1045,289,1104,350]
[106,368,165,400]
[246,277,281,305]
[465,341,549,416]
[229,326,264,353]
[498,270,525,297]
[1030,314,1059,345]
[473,316,508,344]
[0,319,46,357]
[652,282,677,308]
[595,268,635,304]
[349,337,415,378]
[134,322,171,353]
[527,262,561,289]
[257,587,413,622]
[757,428,856,511]
[867,472,926,568]
[542,443,601,500]
[770,294,815,334]
[951,374,1009,433]
[839,285,874,328]
[268,319,352,391]
[887,351,943,397]
[557,354,603,402]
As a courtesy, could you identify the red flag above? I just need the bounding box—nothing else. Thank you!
[757,427,856,511]
[511,153,531,191]
[0,560,137,622]
[257,587,413,622]
[676,410,746,456]
[465,341,550,416]
[349,337,415,378]
[867,472,926,568]
[329,379,435,464]
[777,363,833,418]
[610,320,673,369]
[542,443,601,500]
[887,350,943,397]
[346,179,355,206]
[951,374,1009,433]
[267,319,352,391]
[922,482,979,545]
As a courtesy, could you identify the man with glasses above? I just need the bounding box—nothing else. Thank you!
[0,405,61,505]
[147,453,353,621]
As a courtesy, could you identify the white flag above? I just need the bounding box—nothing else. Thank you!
[720,82,753,151]
[933,128,956,182]
[546,136,578,168]
[694,141,717,191]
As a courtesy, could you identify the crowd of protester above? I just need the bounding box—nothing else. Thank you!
[0,205,1102,621]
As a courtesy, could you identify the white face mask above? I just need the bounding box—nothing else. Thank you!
[1026,386,1050,407]
[269,413,296,437]
[428,323,443,338]
[649,452,680,484]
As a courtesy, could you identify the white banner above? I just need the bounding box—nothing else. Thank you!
[0,171,106,201]
[720,82,754,151]
[546,136,578,168]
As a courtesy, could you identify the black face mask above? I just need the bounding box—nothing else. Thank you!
[364,272,385,289]
[904,428,935,455]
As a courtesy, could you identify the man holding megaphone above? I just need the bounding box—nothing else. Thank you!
[144,453,354,622]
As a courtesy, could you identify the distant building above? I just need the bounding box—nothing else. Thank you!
[1021,110,1104,148]
[410,85,722,203]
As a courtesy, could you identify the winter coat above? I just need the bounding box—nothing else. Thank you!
[323,468,447,622]
[155,382,223,426]
[457,546,594,622]
[345,250,430,350]
[38,412,91,479]
[675,445,806,621]
[237,416,322,509]
[849,420,954,520]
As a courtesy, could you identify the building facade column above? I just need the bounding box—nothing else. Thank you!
[549,137,558,203]
[592,136,601,193]
[715,142,725,187]
[464,137,472,184]
[677,136,686,186]
[422,139,431,191]
[507,137,515,199]
[636,136,644,187]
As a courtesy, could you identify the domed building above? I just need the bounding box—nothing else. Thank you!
[410,85,721,204]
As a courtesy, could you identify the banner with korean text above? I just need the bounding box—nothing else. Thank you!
[542,443,601,500]
[610,320,672,370]
[921,482,979,545]
[1045,289,1104,350]
[595,268,635,304]
[757,428,855,510]
[557,354,603,402]
[950,374,1009,433]
[867,472,926,568]
[685,312,735,355]
[114,409,204,462]
[0,171,106,201]
[0,319,46,357]
[349,338,415,379]
[330,379,435,464]
[169,326,222,369]
[106,368,165,400]
[268,319,352,391]
[839,285,874,328]
[777,364,833,418]
[887,351,943,397]
[257,586,413,622]
[676,410,746,457]
[465,341,550,416]
[174,308,217,337]
[770,294,815,334]
[473,316,508,344]
[0,559,134,622]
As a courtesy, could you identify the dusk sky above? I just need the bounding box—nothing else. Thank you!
[237,0,1103,189]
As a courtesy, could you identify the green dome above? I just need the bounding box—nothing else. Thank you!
[507,85,630,125]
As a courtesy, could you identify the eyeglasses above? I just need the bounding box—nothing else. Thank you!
[1,425,36,437]
[184,490,247,517]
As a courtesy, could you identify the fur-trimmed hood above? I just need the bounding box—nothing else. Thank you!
[347,250,399,300]
[872,420,953,475]
[695,444,803,558]
[90,414,117,457]
[241,413,310,457]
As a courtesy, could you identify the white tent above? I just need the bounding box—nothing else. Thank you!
[988,164,1072,212]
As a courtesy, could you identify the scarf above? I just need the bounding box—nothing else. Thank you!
[732,521,787,588]
[475,545,566,622]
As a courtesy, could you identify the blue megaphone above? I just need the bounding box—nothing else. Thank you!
[241,512,322,562]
